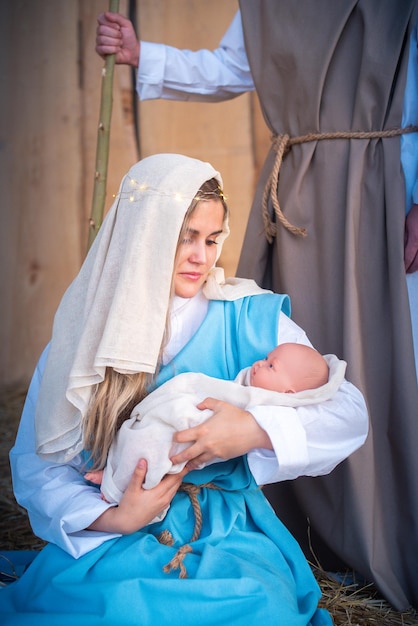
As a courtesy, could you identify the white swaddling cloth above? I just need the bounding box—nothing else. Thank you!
[100,354,346,521]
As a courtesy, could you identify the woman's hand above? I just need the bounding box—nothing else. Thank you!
[88,459,188,534]
[96,12,140,66]
[170,398,272,469]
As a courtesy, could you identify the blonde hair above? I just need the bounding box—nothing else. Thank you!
[83,177,227,470]
[177,177,228,244]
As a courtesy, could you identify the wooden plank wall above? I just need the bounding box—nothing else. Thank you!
[0,0,270,386]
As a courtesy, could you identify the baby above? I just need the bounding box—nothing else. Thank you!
[248,341,329,393]
[85,343,346,521]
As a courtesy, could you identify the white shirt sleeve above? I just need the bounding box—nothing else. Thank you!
[247,312,369,485]
[137,11,255,102]
[9,347,120,558]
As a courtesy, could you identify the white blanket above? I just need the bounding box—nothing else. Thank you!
[100,354,346,519]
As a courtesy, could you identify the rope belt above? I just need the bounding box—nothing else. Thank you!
[157,481,223,579]
[263,124,418,242]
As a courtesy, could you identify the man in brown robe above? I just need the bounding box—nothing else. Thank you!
[237,1,418,612]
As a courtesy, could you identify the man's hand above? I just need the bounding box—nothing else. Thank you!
[405,204,418,273]
[96,12,140,67]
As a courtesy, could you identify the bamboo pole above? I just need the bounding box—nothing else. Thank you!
[87,0,120,250]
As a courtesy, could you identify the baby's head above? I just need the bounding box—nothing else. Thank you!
[250,343,329,393]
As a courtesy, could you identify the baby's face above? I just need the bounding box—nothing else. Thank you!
[250,347,293,393]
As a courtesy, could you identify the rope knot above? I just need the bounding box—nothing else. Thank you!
[262,133,307,242]
[157,482,222,579]
[162,544,193,579]
[263,124,418,241]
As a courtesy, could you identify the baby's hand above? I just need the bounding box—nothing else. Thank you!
[84,469,104,485]
[84,470,111,502]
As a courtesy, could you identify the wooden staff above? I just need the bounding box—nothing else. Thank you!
[87,0,120,250]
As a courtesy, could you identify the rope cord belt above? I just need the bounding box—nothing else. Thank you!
[262,124,418,241]
[157,481,223,579]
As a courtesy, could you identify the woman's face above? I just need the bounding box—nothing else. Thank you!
[174,198,225,298]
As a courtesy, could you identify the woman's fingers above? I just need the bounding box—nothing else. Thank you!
[125,459,148,494]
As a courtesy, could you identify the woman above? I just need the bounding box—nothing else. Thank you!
[1,154,367,624]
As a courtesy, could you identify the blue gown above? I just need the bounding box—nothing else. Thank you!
[1,459,331,625]
[0,295,332,625]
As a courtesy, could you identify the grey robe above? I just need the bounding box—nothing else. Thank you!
[238,0,418,611]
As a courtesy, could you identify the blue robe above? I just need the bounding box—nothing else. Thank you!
[0,295,332,625]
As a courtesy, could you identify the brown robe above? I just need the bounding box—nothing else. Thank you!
[238,0,418,611]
